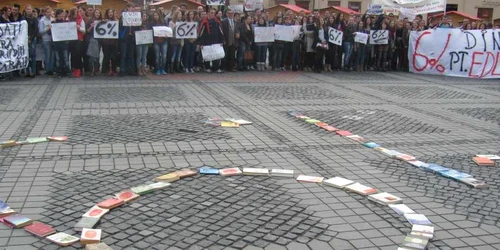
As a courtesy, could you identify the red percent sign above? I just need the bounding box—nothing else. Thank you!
[412,31,452,73]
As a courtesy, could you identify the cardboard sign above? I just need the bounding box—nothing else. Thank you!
[51,22,77,42]
[354,32,368,44]
[153,26,173,37]
[328,27,343,46]
[122,12,141,26]
[254,27,274,43]
[201,44,225,61]
[274,25,295,42]
[369,30,388,45]
[0,21,29,73]
[94,20,118,39]
[175,22,198,39]
[135,30,153,45]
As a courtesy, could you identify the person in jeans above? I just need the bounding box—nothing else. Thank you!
[254,17,269,71]
[343,16,356,72]
[100,9,118,76]
[168,11,184,73]
[272,16,284,71]
[354,20,367,72]
[199,8,224,73]
[135,12,149,76]
[38,7,54,76]
[52,9,70,77]
[24,4,38,77]
[237,15,253,71]
[183,11,196,73]
[151,11,167,75]
[119,4,138,76]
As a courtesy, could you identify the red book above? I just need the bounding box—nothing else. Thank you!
[97,197,124,210]
[48,136,69,142]
[324,126,339,132]
[115,190,139,202]
[25,222,56,237]
[336,130,353,136]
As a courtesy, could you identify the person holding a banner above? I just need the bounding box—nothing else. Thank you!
[53,9,71,77]
[199,8,224,73]
[183,11,197,74]
[271,16,284,71]
[38,7,54,76]
[151,10,168,75]
[168,11,184,73]
[85,8,102,76]
[68,8,86,78]
[101,9,119,76]
[119,3,139,76]
[254,17,269,72]
[376,21,390,71]
[312,17,328,73]
[354,20,367,72]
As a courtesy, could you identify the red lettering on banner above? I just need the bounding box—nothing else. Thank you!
[412,31,451,73]
[469,52,484,78]
[469,52,500,78]
[493,52,500,76]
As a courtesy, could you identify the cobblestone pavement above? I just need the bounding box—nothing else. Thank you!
[0,71,499,250]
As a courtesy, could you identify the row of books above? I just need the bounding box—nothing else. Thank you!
[0,136,68,149]
[287,110,489,189]
[472,154,499,166]
[201,117,253,128]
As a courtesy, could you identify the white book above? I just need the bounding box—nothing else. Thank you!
[270,169,294,177]
[411,225,434,239]
[323,177,354,188]
[296,175,324,183]
[458,177,489,189]
[379,148,400,158]
[226,119,253,125]
[220,167,243,176]
[476,154,500,160]
[148,182,171,190]
[407,160,428,168]
[368,192,403,205]
[243,168,269,176]
[396,154,416,161]
[345,183,378,195]
[389,204,415,215]
[46,232,80,246]
[404,213,432,225]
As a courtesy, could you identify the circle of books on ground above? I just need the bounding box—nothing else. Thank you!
[3,165,436,249]
[287,110,492,189]
[0,136,68,149]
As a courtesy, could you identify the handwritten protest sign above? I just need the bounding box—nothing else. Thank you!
[254,27,274,43]
[202,44,225,61]
[175,22,197,39]
[122,12,141,26]
[410,29,500,79]
[153,26,173,37]
[244,0,264,11]
[135,30,153,45]
[87,0,102,5]
[51,22,77,42]
[372,0,445,14]
[354,32,368,44]
[367,4,383,15]
[0,21,28,73]
[94,20,118,39]
[328,27,343,46]
[206,0,225,5]
[399,7,416,21]
[369,30,388,45]
[274,25,294,42]
[229,5,244,13]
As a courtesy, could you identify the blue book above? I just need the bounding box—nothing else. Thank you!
[440,170,472,180]
[199,166,220,175]
[364,142,381,149]
[422,163,449,174]
[0,200,8,211]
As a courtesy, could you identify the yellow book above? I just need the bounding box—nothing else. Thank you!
[154,172,180,182]
[220,121,240,128]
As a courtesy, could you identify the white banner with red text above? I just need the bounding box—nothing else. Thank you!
[409,29,500,79]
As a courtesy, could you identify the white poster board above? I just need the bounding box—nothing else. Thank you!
[354,32,368,44]
[87,0,102,5]
[372,0,445,14]
[122,12,141,26]
[229,5,244,13]
[135,30,153,45]
[175,22,198,39]
[367,4,383,15]
[244,0,264,11]
[206,0,225,5]
[153,26,173,37]
[409,29,500,79]
[94,20,119,39]
[328,27,343,46]
[254,27,274,43]
[0,21,29,73]
[369,30,389,45]
[202,44,225,61]
[51,22,77,42]
[399,7,416,21]
[274,25,294,42]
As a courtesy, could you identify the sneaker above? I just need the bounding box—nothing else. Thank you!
[161,69,167,75]
[217,69,223,73]
[190,69,195,74]
[206,69,212,73]
[185,68,189,73]
[156,70,161,75]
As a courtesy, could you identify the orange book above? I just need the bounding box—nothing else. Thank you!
[97,197,124,209]
[80,228,101,245]
[473,156,495,166]
[115,190,139,202]
[176,169,198,178]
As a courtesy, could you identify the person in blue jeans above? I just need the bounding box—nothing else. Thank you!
[38,7,54,75]
[151,11,167,75]
[183,11,196,73]
[343,16,356,72]
[52,9,70,77]
[168,11,184,73]
[135,12,149,76]
[119,4,138,76]
[254,17,269,71]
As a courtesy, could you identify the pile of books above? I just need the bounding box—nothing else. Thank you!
[201,117,253,128]
[287,110,489,189]
[0,136,68,149]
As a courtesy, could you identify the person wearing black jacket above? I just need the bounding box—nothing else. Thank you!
[24,5,38,77]
[199,8,225,73]
[221,9,237,72]
[236,15,253,71]
[119,4,138,76]
[312,18,328,73]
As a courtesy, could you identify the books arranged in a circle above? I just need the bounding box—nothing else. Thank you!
[243,168,269,176]
[24,222,56,237]
[404,213,432,225]
[323,177,354,188]
[389,204,415,215]
[220,167,243,176]
[368,192,403,205]
[46,232,79,246]
[345,183,378,195]
[199,166,220,175]
[82,205,109,219]
[80,228,102,245]
[270,169,294,178]
[296,175,325,183]
[411,224,434,239]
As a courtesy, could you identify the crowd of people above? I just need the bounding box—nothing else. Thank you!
[0,2,498,80]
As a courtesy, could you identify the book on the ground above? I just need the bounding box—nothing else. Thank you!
[396,154,416,161]
[389,204,415,215]
[227,119,252,125]
[80,228,101,245]
[46,232,80,246]
[26,137,50,144]
[400,235,429,250]
[379,149,402,158]
[0,200,7,211]
[176,169,198,178]
[82,205,109,219]
[0,140,17,148]
[336,130,353,136]
[475,154,500,160]
[270,169,294,178]
[364,142,381,149]
[345,183,378,195]
[154,172,180,182]
[97,197,124,209]
[305,119,321,124]
[346,135,367,143]
[130,185,155,195]
[148,182,171,190]
[220,121,240,127]
[199,166,220,175]
[439,170,472,180]
[201,120,221,127]
[242,168,269,176]
[0,207,15,218]
[220,167,243,176]
[324,125,339,132]
[287,111,302,117]
[368,192,403,205]
[296,175,324,183]
[48,136,69,142]
[422,163,450,174]
[315,122,329,129]
[323,177,354,188]
[411,224,434,239]
[85,242,113,250]
[24,222,56,237]
[404,213,432,225]
[2,214,32,228]
[407,160,428,168]
[459,177,489,189]
[74,217,100,231]
[179,128,198,133]
[115,190,139,203]
[472,156,495,166]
